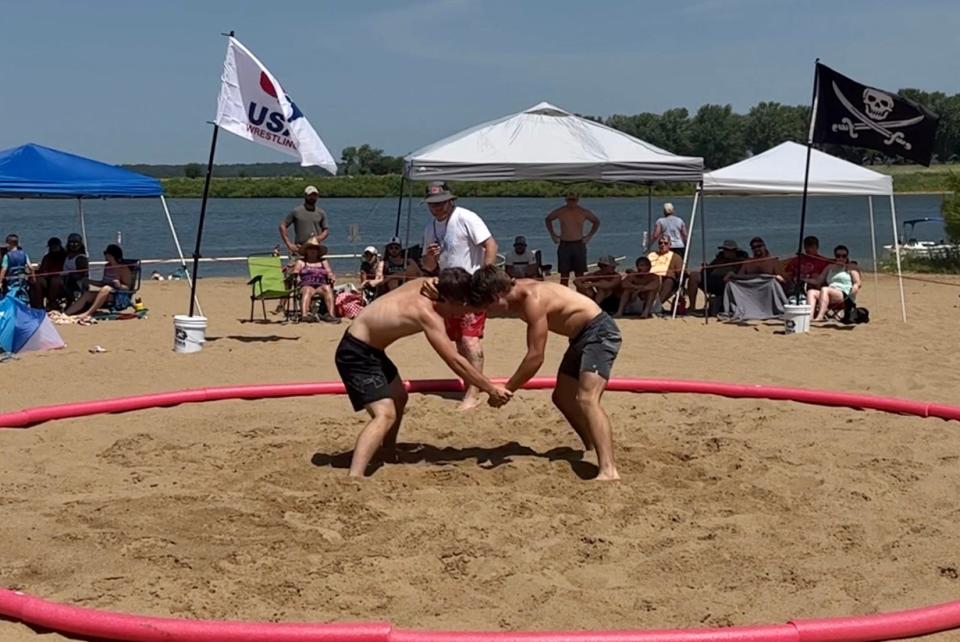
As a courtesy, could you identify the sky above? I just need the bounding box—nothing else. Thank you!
[1,0,958,165]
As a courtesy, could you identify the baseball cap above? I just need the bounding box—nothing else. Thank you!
[597,255,618,267]
[718,239,739,251]
[304,185,319,196]
[424,181,456,203]
[387,236,403,247]
[663,202,675,214]
[363,246,378,256]
[514,235,527,245]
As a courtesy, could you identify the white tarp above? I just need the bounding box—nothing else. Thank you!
[405,102,703,183]
[703,141,892,196]
[215,37,337,173]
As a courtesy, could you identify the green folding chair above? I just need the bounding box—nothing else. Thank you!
[247,255,295,321]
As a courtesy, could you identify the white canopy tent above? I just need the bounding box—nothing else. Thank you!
[397,101,703,260]
[405,102,703,182]
[681,141,905,321]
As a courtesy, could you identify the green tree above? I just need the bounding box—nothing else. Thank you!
[944,174,960,244]
[689,104,746,168]
[744,102,809,154]
[657,108,692,155]
[184,163,203,178]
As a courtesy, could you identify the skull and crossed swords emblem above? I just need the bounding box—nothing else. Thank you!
[830,82,923,151]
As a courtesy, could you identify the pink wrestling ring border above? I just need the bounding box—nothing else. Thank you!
[2,376,960,642]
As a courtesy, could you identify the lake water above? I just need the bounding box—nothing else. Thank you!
[0,195,945,277]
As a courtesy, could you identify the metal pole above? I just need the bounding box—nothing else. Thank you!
[795,59,820,304]
[77,199,88,251]
[889,194,907,322]
[700,187,708,324]
[646,184,653,248]
[160,195,202,317]
[188,123,219,317]
[672,189,699,319]
[866,196,880,312]
[394,174,407,237]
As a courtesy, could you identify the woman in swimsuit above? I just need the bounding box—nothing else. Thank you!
[293,237,340,323]
[65,244,134,319]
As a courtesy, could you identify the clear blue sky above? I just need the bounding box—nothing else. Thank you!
[2,0,958,164]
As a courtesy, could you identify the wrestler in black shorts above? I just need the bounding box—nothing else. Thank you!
[335,332,400,411]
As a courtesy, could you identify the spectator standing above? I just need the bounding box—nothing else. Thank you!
[545,193,599,286]
[650,202,687,257]
[421,181,497,411]
[0,234,32,300]
[279,185,330,256]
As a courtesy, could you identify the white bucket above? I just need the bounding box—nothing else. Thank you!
[782,304,812,335]
[173,315,207,353]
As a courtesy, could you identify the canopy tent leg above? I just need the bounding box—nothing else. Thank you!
[646,184,653,248]
[890,194,907,322]
[402,177,414,263]
[867,196,880,312]
[160,195,202,317]
[672,189,700,319]
[77,199,88,251]
[393,174,407,237]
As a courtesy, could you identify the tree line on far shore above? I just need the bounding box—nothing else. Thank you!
[127,90,960,181]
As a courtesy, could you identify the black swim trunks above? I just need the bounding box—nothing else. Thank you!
[335,332,400,411]
[558,312,622,381]
[557,240,587,275]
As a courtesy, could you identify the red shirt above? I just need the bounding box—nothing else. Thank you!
[786,253,831,281]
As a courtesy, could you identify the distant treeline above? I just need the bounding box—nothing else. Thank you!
[159,167,956,199]
[129,90,960,181]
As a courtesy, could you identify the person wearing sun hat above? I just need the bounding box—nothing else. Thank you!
[421,181,498,411]
[279,185,330,256]
[292,236,340,323]
[685,239,749,314]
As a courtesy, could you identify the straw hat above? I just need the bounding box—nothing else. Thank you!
[301,237,328,256]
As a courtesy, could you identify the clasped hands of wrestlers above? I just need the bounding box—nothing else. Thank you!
[488,386,513,408]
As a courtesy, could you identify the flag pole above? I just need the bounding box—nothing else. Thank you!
[187,30,233,318]
[795,58,820,304]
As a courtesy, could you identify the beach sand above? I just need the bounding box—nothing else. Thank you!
[3,274,960,640]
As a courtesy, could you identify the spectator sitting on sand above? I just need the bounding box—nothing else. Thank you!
[65,244,134,320]
[574,255,622,312]
[616,256,660,318]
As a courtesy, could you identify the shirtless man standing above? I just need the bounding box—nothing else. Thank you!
[334,268,512,477]
[472,266,622,481]
[545,193,600,287]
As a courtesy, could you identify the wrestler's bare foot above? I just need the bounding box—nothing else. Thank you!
[595,469,621,481]
[456,394,484,411]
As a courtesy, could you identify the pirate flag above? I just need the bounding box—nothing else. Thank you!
[812,63,939,165]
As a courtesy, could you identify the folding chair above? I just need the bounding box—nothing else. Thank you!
[247,255,296,321]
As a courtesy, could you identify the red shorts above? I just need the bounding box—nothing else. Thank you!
[444,311,487,341]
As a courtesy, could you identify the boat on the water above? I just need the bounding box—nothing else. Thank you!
[884,217,957,258]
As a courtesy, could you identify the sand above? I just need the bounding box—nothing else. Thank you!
[3,274,960,640]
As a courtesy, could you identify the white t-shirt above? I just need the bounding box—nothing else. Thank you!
[504,249,535,267]
[422,206,491,274]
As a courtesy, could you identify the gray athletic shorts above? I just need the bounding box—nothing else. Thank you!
[558,312,622,381]
[557,240,587,275]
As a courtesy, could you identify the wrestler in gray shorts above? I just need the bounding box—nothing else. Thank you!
[558,312,622,380]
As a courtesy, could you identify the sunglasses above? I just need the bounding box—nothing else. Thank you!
[835,253,848,259]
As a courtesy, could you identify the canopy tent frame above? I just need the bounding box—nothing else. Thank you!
[677,141,906,322]
[397,102,704,276]
[0,143,200,315]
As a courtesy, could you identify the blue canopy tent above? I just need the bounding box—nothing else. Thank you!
[0,143,198,311]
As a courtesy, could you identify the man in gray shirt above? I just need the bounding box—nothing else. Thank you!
[279,185,330,255]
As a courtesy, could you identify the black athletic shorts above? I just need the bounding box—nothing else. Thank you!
[557,240,587,275]
[335,332,400,411]
[558,312,622,381]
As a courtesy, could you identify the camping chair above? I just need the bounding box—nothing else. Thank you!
[247,255,296,321]
[91,259,143,319]
[533,250,552,279]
